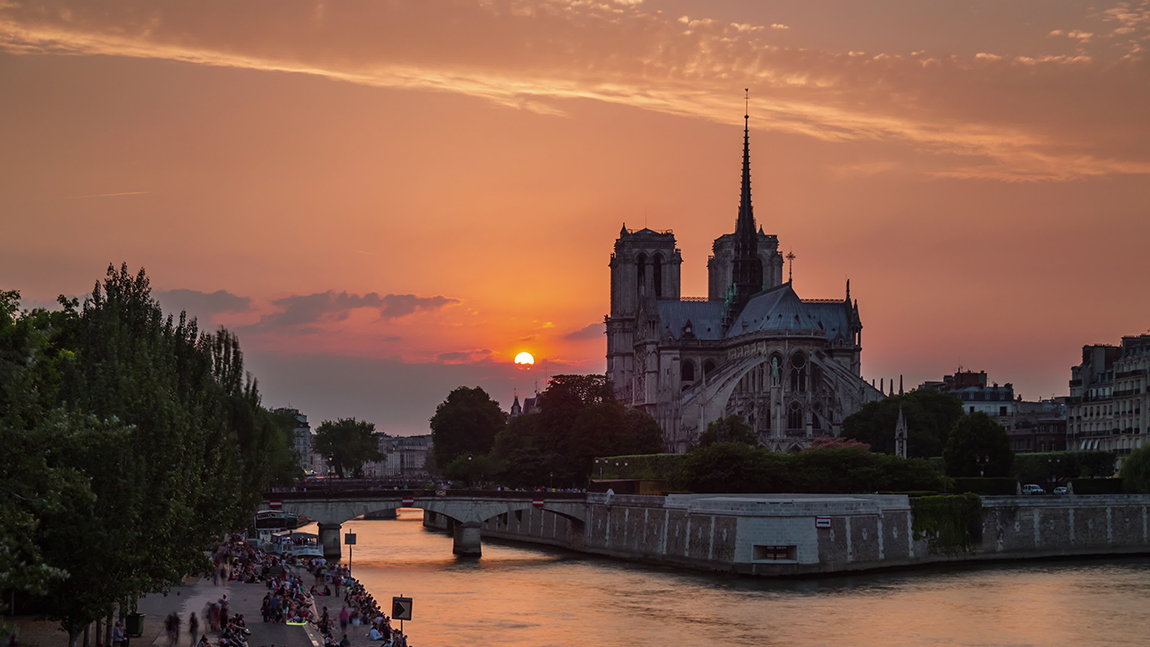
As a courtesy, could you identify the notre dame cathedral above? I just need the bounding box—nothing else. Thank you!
[605,114,882,453]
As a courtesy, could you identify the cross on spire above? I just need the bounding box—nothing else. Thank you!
[786,249,796,283]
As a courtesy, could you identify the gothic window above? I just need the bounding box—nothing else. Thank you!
[637,253,647,294]
[654,254,664,298]
[681,360,696,385]
[788,401,803,430]
[790,352,807,392]
[704,359,717,379]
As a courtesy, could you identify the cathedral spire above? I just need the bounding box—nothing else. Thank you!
[728,88,762,321]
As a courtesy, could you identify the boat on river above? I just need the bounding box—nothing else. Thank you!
[265,530,324,558]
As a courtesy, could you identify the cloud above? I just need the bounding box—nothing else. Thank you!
[155,288,253,318]
[436,348,492,364]
[566,322,605,340]
[771,23,790,30]
[245,290,458,330]
[1,1,1149,181]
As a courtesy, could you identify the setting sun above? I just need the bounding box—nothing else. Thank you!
[514,352,535,365]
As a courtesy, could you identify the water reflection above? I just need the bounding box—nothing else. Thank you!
[304,510,1150,647]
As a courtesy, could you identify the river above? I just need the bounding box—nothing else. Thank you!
[304,510,1150,647]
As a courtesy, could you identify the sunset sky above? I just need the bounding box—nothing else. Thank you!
[3,0,1149,435]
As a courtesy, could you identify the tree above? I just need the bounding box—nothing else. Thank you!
[943,412,1013,477]
[697,414,758,447]
[1121,445,1150,493]
[490,375,664,486]
[842,390,964,458]
[2,266,318,644]
[430,386,506,468]
[314,418,384,478]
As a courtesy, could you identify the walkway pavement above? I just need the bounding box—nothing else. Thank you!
[136,577,320,647]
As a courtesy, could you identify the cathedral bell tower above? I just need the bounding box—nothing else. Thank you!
[606,226,681,404]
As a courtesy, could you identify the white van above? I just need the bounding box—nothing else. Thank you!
[1021,484,1045,495]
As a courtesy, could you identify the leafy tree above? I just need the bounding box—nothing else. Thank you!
[444,453,505,486]
[1121,445,1150,493]
[842,390,964,458]
[2,266,312,644]
[697,414,758,447]
[1014,450,1116,485]
[489,374,664,486]
[429,386,506,468]
[943,412,1013,477]
[314,418,384,478]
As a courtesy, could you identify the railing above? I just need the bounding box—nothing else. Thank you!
[1114,388,1142,398]
[1117,368,1147,379]
[679,296,710,302]
[801,298,847,304]
[266,488,588,501]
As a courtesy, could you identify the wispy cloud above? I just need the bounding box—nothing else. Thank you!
[436,348,492,364]
[155,288,253,318]
[71,190,149,199]
[565,322,605,340]
[1,1,1148,181]
[243,290,458,331]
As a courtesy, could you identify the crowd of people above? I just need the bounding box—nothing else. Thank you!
[303,561,408,647]
[147,534,412,647]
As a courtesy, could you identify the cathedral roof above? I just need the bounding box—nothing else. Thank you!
[657,300,725,340]
[659,283,855,343]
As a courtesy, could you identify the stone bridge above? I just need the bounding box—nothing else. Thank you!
[263,489,588,557]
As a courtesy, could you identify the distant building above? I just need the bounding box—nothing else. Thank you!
[919,370,1017,431]
[363,434,433,477]
[509,392,540,419]
[1068,335,1150,459]
[1010,398,1067,453]
[274,407,318,474]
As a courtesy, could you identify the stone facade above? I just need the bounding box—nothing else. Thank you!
[605,118,881,452]
[1068,335,1150,460]
[470,493,1150,576]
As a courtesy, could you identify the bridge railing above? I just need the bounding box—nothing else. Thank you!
[266,488,588,501]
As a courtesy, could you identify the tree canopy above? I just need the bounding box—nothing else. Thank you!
[314,417,384,478]
[1121,445,1150,493]
[943,412,1014,477]
[697,414,758,447]
[842,389,964,458]
[1,265,300,645]
[429,386,506,468]
[485,374,664,487]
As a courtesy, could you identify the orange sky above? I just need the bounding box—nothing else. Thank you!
[2,0,1149,434]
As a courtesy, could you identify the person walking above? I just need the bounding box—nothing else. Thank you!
[188,613,199,645]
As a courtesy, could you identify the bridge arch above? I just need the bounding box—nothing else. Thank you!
[270,493,587,558]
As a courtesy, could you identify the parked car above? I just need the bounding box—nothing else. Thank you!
[1053,486,1068,495]
[1022,484,1046,495]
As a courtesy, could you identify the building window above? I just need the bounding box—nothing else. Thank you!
[788,401,804,430]
[753,545,796,561]
[790,352,807,392]
[681,360,695,386]
[999,406,1008,416]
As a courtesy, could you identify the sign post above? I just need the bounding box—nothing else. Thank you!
[344,532,357,575]
[392,595,413,637]
[269,499,282,510]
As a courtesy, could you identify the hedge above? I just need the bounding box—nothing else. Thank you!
[911,493,983,555]
[952,477,1018,496]
[1070,478,1125,495]
[1013,451,1116,484]
[593,453,686,481]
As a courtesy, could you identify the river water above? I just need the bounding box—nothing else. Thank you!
[305,511,1150,647]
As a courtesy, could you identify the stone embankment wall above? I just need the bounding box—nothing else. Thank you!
[424,493,1150,576]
